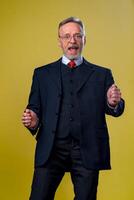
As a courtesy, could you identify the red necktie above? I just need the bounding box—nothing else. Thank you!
[68,60,76,69]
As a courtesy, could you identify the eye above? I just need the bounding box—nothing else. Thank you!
[64,34,71,39]
[74,34,83,39]
[59,33,83,41]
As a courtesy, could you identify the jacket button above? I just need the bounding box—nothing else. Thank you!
[52,130,56,134]
[70,117,74,121]
[69,104,74,108]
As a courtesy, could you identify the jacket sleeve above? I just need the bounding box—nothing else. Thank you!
[26,69,41,135]
[105,69,125,117]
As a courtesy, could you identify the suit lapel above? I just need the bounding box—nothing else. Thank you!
[47,59,62,92]
[76,59,95,92]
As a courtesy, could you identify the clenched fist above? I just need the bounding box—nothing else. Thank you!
[107,84,121,107]
[22,109,39,129]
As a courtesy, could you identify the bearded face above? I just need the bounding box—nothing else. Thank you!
[58,22,86,60]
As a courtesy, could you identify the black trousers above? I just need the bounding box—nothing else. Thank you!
[29,139,99,200]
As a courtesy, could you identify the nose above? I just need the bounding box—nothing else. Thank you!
[69,35,76,43]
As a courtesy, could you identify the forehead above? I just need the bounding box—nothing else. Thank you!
[59,22,83,34]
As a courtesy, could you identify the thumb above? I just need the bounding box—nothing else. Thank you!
[110,83,115,89]
[111,83,117,89]
[107,83,116,93]
[25,109,31,113]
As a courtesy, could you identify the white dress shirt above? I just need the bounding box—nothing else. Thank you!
[62,55,83,66]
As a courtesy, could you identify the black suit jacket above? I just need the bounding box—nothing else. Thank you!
[27,58,125,170]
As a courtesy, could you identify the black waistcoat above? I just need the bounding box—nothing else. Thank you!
[55,62,82,141]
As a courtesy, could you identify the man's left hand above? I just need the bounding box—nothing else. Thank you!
[107,84,121,107]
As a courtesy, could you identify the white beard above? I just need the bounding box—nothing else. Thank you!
[65,53,81,60]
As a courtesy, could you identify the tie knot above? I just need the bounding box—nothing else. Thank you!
[68,60,76,68]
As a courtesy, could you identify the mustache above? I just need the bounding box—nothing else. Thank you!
[68,45,79,50]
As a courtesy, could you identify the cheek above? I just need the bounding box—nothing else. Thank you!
[58,40,63,48]
[79,43,84,50]
[59,41,63,49]
[60,43,68,51]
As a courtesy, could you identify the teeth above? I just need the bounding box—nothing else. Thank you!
[69,47,78,50]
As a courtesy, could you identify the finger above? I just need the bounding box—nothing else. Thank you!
[110,93,121,100]
[22,119,30,124]
[111,90,121,95]
[22,115,32,121]
[22,117,32,122]
[23,112,31,117]
[111,86,119,92]
[110,96,121,103]
[111,91,121,97]
[24,122,31,127]
[22,119,32,124]
[112,86,120,91]
[22,118,31,124]
[110,84,116,89]
[111,97,121,102]
[22,115,32,119]
[25,109,31,113]
[107,84,117,94]
[110,87,120,95]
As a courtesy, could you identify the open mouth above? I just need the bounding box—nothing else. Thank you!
[68,46,79,50]
[68,46,79,55]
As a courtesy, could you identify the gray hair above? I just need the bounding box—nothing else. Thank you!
[58,17,85,35]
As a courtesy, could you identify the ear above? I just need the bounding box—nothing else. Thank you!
[84,36,86,46]
[58,37,62,48]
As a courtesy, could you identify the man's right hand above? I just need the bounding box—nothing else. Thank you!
[22,109,39,129]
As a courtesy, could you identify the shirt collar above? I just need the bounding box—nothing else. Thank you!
[62,55,83,66]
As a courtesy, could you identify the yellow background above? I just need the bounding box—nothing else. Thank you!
[0,0,134,199]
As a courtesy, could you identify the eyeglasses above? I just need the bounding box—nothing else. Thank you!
[59,33,84,41]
